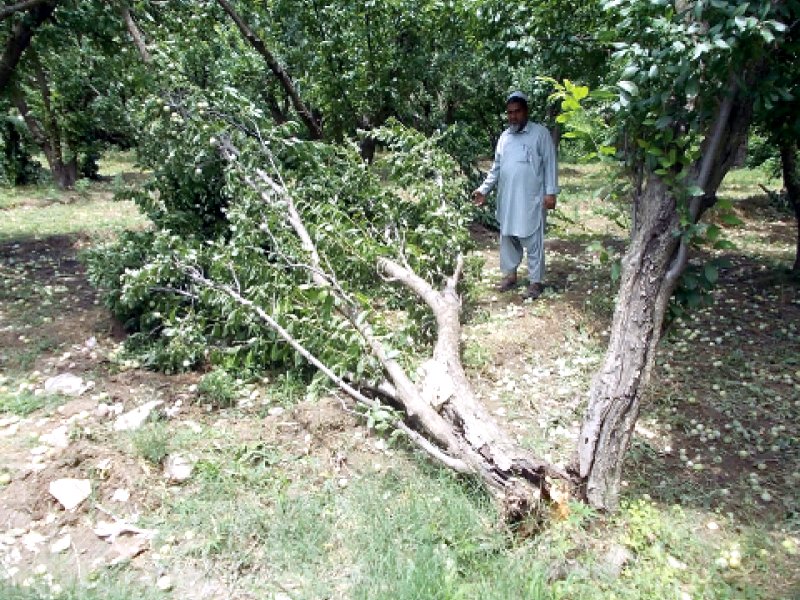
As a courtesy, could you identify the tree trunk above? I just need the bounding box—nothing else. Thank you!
[577,177,681,508]
[0,0,57,91]
[204,142,576,520]
[50,155,77,187]
[578,74,757,510]
[779,140,800,272]
[11,55,78,189]
[215,0,323,140]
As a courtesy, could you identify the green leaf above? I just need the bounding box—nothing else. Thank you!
[719,212,744,226]
[618,80,639,96]
[704,263,719,284]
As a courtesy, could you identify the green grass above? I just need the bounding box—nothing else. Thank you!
[0,572,166,600]
[131,420,171,465]
[0,386,62,416]
[0,150,149,240]
[0,198,148,241]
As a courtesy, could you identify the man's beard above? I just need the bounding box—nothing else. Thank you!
[514,120,528,133]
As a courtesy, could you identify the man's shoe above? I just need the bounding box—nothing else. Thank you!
[496,273,518,292]
[523,282,544,300]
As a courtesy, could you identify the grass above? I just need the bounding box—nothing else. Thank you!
[131,419,171,465]
[0,151,149,241]
[0,572,166,600]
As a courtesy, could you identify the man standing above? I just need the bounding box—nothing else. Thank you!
[472,91,559,300]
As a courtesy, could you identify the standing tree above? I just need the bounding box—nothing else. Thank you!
[577,0,794,508]
[3,1,143,187]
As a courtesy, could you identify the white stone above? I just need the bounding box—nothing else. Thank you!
[49,478,91,511]
[44,373,87,397]
[21,530,46,552]
[113,400,163,431]
[156,575,173,591]
[40,425,70,448]
[111,488,130,503]
[50,534,72,554]
[163,454,193,482]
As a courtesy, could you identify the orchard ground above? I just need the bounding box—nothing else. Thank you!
[0,154,798,599]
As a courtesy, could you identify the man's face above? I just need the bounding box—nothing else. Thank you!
[506,101,528,129]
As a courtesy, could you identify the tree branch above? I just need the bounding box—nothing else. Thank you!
[185,265,469,473]
[119,4,151,64]
[0,0,57,91]
[0,0,47,21]
[214,0,323,139]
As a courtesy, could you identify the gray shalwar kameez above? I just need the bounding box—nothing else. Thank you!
[477,122,559,282]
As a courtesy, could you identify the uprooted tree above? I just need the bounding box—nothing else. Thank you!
[86,0,797,517]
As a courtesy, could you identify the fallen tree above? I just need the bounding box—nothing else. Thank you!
[185,136,574,518]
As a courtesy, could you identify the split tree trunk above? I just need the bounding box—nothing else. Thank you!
[779,140,800,273]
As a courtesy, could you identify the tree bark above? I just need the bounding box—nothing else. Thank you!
[0,0,49,22]
[119,4,151,64]
[577,177,681,508]
[578,75,756,510]
[215,0,323,139]
[11,67,77,189]
[0,0,57,92]
[779,140,800,272]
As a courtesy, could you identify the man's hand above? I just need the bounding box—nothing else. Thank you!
[472,189,486,206]
[544,194,557,210]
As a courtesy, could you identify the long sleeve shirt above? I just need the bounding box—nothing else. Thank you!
[478,122,559,238]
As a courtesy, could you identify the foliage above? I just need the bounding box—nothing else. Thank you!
[2,1,146,185]
[0,108,42,186]
[86,85,472,379]
[131,419,170,466]
[197,368,239,409]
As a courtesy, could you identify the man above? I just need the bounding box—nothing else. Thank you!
[472,91,559,300]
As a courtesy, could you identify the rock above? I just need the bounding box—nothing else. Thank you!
[0,472,11,485]
[50,534,72,554]
[113,400,163,431]
[156,575,173,591]
[94,519,156,542]
[108,535,150,565]
[0,415,20,427]
[268,406,285,417]
[40,425,70,448]
[49,478,91,511]
[601,543,634,578]
[44,373,87,397]
[21,530,46,552]
[164,454,194,482]
[112,488,130,503]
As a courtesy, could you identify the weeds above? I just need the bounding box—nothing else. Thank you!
[131,420,170,465]
[197,368,238,408]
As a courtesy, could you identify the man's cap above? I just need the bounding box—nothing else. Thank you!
[506,91,528,104]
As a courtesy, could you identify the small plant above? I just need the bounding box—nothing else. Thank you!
[197,368,238,408]
[0,389,59,416]
[131,420,170,465]
[74,178,92,200]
